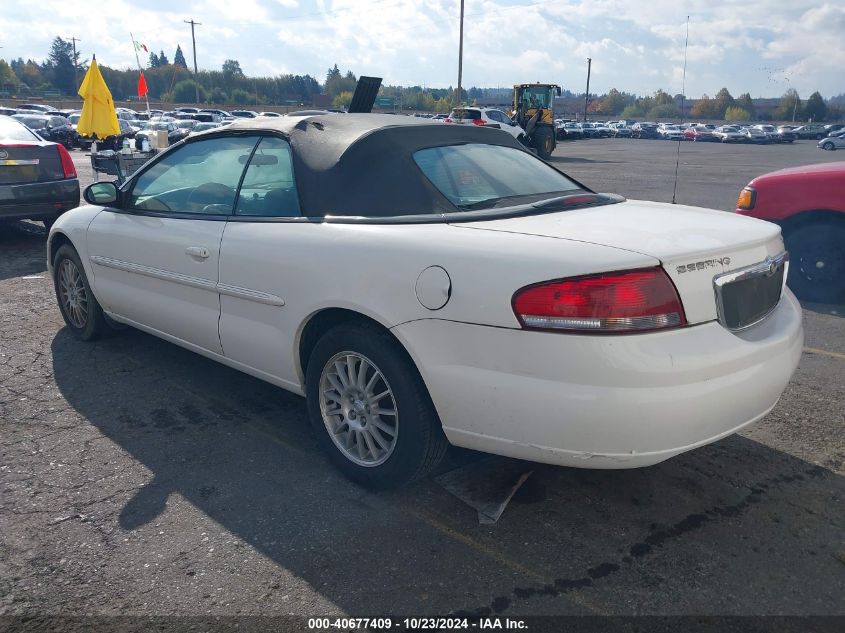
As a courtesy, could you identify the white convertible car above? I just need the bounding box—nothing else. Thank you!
[48,114,803,488]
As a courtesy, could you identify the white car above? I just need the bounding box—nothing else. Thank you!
[713,126,745,143]
[445,107,524,140]
[657,124,684,140]
[48,114,803,488]
[818,133,845,150]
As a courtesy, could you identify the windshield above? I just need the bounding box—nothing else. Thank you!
[413,143,582,210]
[14,116,47,129]
[519,87,552,109]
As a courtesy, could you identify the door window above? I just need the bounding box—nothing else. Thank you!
[235,136,301,217]
[127,135,259,215]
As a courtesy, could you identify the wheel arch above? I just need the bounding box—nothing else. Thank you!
[48,230,74,270]
[296,308,417,388]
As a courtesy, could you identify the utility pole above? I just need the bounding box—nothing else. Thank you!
[184,19,202,104]
[67,36,81,93]
[583,57,592,122]
[456,0,464,107]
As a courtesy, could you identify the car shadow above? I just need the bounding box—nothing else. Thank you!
[800,299,844,319]
[0,221,48,281]
[50,327,844,616]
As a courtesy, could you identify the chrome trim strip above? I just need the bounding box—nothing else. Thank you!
[91,256,285,306]
[217,283,285,306]
[713,251,789,331]
[90,255,217,292]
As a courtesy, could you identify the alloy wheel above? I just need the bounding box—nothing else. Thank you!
[319,351,399,467]
[57,258,88,328]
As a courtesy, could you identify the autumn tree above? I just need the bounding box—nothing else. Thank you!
[690,95,717,119]
[724,106,751,122]
[713,88,735,119]
[735,93,755,118]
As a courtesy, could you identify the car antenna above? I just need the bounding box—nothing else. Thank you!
[672,15,690,205]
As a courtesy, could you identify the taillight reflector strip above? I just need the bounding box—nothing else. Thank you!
[512,267,687,334]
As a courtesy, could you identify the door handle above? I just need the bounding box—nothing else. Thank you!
[185,246,210,260]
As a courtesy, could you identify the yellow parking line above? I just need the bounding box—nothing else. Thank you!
[803,346,845,361]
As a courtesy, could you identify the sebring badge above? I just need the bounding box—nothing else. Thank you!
[676,257,731,274]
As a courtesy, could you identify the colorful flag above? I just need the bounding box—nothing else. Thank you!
[133,41,148,53]
[137,71,148,98]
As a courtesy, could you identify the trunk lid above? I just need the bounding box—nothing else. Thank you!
[0,142,64,184]
[451,199,786,325]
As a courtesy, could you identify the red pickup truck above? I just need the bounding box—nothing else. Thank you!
[736,161,844,303]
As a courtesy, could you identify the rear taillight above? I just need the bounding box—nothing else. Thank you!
[56,144,76,179]
[512,267,686,334]
[736,187,755,211]
[443,118,453,123]
[472,118,486,126]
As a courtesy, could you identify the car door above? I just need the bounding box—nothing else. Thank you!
[217,136,306,388]
[86,134,260,354]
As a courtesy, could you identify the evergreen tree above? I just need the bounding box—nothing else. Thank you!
[804,92,827,122]
[160,50,170,66]
[148,51,160,68]
[735,93,755,118]
[45,37,76,94]
[174,46,187,68]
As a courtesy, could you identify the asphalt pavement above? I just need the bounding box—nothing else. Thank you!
[0,138,842,628]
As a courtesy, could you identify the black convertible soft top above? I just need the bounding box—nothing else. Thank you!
[223,114,526,217]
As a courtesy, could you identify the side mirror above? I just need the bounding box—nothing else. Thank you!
[84,181,119,206]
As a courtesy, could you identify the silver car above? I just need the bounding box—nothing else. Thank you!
[818,133,845,151]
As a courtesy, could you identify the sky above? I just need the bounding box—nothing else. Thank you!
[1,0,843,98]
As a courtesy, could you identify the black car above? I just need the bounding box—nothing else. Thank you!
[631,122,660,139]
[78,118,136,151]
[0,115,80,229]
[12,113,79,149]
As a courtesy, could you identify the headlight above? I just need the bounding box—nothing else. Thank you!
[736,187,756,210]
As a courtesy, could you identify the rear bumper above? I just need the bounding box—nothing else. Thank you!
[393,290,803,469]
[0,179,80,220]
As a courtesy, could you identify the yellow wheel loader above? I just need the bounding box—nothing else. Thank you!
[512,83,561,160]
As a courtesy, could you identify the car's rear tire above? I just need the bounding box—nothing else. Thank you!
[52,244,109,341]
[784,222,845,303]
[305,323,449,489]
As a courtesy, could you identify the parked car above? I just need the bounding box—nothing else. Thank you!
[47,114,802,488]
[175,107,200,114]
[591,122,613,137]
[133,121,190,149]
[557,122,583,140]
[199,109,231,118]
[0,106,17,116]
[713,125,745,143]
[12,113,78,149]
[189,122,223,136]
[78,119,136,151]
[631,122,659,138]
[608,123,632,138]
[231,110,260,118]
[657,124,684,140]
[258,112,283,117]
[754,125,795,143]
[578,122,603,138]
[683,125,716,142]
[740,126,769,144]
[791,124,828,140]
[0,115,79,230]
[736,161,845,302]
[444,107,524,141]
[16,103,58,114]
[823,123,845,136]
[818,132,845,151]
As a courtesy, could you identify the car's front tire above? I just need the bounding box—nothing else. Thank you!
[785,222,845,303]
[305,323,449,489]
[822,142,835,151]
[52,245,109,341]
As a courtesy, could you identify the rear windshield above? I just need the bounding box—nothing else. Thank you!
[413,143,582,210]
[0,116,41,142]
[449,109,481,121]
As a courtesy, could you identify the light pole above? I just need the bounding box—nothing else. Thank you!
[456,0,464,107]
[583,58,592,121]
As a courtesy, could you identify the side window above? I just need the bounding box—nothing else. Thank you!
[127,136,259,215]
[235,136,301,217]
